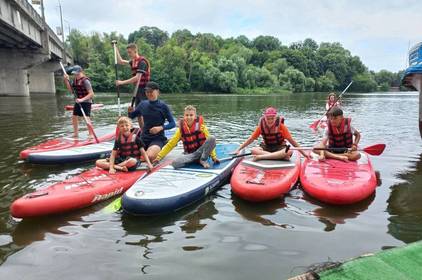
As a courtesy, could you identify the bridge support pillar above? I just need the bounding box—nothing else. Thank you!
[28,62,61,94]
[0,68,30,96]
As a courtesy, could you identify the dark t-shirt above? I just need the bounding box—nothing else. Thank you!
[129,60,148,76]
[128,100,176,142]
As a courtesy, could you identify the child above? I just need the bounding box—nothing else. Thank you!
[63,65,95,139]
[128,81,176,161]
[314,106,361,162]
[153,105,219,169]
[115,43,150,128]
[233,107,308,160]
[326,92,341,110]
[96,117,153,174]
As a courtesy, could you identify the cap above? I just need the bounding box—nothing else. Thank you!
[263,107,278,117]
[70,65,83,74]
[145,81,160,91]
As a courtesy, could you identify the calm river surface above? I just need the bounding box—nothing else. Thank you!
[0,91,421,279]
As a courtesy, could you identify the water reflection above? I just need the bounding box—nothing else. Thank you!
[308,194,375,231]
[387,153,422,243]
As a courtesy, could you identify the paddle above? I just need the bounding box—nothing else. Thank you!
[60,62,99,143]
[130,73,142,108]
[286,144,386,156]
[309,81,353,131]
[111,40,121,116]
[219,152,252,162]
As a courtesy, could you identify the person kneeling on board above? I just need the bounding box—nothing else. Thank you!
[96,117,153,173]
[153,105,219,169]
[233,107,308,161]
[314,106,361,162]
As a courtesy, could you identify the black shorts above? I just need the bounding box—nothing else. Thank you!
[143,138,166,149]
[328,147,348,154]
[135,87,147,107]
[73,102,92,117]
[259,143,286,153]
[107,156,141,171]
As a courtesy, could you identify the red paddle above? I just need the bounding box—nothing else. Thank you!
[309,81,353,131]
[288,144,386,156]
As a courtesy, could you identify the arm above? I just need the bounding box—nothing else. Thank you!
[235,127,260,154]
[63,76,73,94]
[352,128,361,151]
[163,105,176,130]
[201,124,218,161]
[286,136,309,158]
[154,129,181,162]
[76,80,94,103]
[128,103,143,119]
[117,72,141,86]
[116,47,129,65]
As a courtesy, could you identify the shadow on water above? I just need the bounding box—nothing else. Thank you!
[387,153,422,243]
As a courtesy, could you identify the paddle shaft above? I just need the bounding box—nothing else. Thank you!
[312,81,353,126]
[131,73,142,107]
[220,152,252,162]
[111,41,121,116]
[59,62,99,143]
[287,144,385,156]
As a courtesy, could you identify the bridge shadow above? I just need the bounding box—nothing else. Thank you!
[387,153,422,243]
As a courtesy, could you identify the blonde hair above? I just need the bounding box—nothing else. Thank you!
[184,105,197,112]
[117,116,132,126]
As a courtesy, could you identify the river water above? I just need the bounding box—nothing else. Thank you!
[0,91,421,279]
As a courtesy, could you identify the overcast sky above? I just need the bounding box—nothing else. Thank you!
[33,0,422,72]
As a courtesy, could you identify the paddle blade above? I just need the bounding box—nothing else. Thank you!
[309,119,320,131]
[363,144,386,156]
[103,197,122,213]
[87,122,99,143]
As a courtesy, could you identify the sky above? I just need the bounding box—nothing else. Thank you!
[32,0,422,72]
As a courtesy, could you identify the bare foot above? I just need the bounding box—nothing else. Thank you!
[199,160,210,169]
[121,166,128,172]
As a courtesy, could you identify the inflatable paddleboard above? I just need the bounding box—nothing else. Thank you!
[230,151,301,202]
[20,126,115,160]
[300,152,377,204]
[10,166,152,218]
[122,143,241,215]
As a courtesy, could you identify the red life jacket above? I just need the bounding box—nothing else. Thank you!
[131,55,151,87]
[180,116,207,154]
[116,128,142,158]
[259,116,286,146]
[328,118,353,148]
[72,76,90,99]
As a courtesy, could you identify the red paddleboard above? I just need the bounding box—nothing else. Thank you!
[11,166,150,218]
[19,126,115,160]
[300,152,377,205]
[230,152,301,202]
[64,103,104,111]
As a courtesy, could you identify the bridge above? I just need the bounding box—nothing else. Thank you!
[0,0,72,96]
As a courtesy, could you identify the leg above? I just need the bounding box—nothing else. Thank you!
[253,149,292,161]
[324,151,349,162]
[72,115,79,138]
[346,151,361,161]
[198,136,216,162]
[172,153,200,169]
[95,158,110,170]
[146,145,162,162]
[251,146,270,155]
[85,116,94,139]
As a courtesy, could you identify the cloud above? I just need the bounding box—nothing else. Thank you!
[37,0,422,72]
